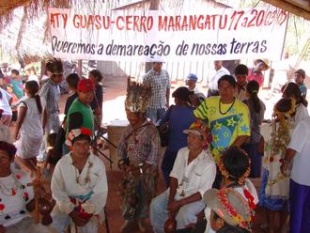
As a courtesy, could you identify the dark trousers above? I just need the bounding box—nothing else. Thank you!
[161,150,178,188]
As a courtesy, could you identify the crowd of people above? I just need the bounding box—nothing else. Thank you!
[0,56,309,233]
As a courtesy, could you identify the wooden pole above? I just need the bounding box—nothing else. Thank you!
[145,0,160,73]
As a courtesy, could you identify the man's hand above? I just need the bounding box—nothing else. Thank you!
[168,200,183,216]
[69,209,90,226]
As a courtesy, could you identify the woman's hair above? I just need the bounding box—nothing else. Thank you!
[281,82,307,107]
[45,58,63,74]
[172,86,193,102]
[0,141,17,158]
[219,146,250,186]
[246,80,261,113]
[89,69,103,82]
[25,80,42,114]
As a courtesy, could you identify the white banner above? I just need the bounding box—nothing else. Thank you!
[48,7,288,61]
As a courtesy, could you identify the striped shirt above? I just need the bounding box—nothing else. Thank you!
[143,69,170,108]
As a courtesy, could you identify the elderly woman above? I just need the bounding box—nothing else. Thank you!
[51,128,108,233]
[0,141,53,233]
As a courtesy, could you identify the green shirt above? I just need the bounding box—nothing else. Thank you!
[66,98,94,135]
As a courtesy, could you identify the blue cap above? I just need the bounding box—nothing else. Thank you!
[186,73,198,81]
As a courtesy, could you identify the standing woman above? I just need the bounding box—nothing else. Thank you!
[281,82,308,125]
[243,80,266,178]
[157,87,196,187]
[88,69,103,128]
[14,81,46,173]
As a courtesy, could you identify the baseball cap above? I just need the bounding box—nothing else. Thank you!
[203,188,252,231]
[186,73,198,81]
[78,79,95,92]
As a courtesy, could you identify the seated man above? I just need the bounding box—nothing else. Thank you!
[51,128,108,233]
[150,123,216,233]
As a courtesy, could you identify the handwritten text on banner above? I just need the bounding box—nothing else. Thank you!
[48,7,288,61]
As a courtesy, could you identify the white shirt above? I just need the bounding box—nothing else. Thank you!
[288,117,310,186]
[208,67,230,91]
[51,153,108,215]
[170,147,216,199]
[0,87,12,116]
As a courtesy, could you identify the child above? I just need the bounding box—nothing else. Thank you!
[203,188,252,233]
[203,146,258,233]
[294,69,307,98]
[14,80,45,174]
[44,133,61,178]
[6,84,19,125]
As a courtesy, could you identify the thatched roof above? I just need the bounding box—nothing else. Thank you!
[0,0,310,64]
[262,0,310,20]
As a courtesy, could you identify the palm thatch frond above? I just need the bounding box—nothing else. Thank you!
[0,0,72,29]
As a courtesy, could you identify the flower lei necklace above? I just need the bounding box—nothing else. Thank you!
[219,97,236,115]
[0,173,25,196]
[71,153,93,186]
[217,188,252,231]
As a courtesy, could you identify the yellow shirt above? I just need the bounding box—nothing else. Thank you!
[194,96,250,162]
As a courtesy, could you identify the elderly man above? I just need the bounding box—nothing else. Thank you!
[51,128,108,233]
[185,73,205,108]
[150,123,216,233]
[207,60,230,97]
[118,79,160,233]
[142,56,170,124]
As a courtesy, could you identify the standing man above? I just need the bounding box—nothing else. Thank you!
[66,79,95,134]
[38,58,63,161]
[281,116,310,233]
[248,59,269,88]
[142,56,170,124]
[234,64,249,101]
[194,75,250,163]
[118,79,160,233]
[207,60,230,97]
[185,73,205,108]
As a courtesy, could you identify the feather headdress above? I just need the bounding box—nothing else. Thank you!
[125,77,152,113]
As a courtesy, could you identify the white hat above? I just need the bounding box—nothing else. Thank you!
[148,55,165,63]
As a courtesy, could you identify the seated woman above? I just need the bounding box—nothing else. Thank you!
[0,141,53,233]
[51,128,108,233]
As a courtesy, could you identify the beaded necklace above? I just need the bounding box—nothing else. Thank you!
[0,173,25,196]
[71,153,93,186]
[219,98,236,115]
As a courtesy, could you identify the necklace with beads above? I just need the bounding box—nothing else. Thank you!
[219,97,236,115]
[0,174,24,196]
[71,153,93,186]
